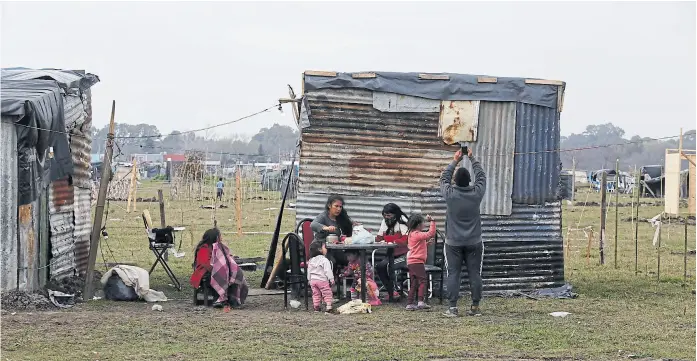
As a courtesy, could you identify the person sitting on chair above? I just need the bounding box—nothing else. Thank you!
[191,228,248,308]
[374,203,409,301]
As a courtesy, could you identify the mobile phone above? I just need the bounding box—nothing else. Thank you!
[461,144,468,155]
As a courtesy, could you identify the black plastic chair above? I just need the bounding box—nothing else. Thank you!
[193,272,219,306]
[281,226,309,310]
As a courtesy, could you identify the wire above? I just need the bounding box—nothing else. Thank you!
[112,104,278,139]
[2,103,279,140]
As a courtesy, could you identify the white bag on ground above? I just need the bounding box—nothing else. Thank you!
[352,225,375,244]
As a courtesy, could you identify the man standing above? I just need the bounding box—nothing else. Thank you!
[440,147,486,317]
[216,177,225,201]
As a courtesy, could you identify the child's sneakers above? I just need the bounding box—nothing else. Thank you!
[313,306,321,312]
[417,301,431,310]
[405,304,418,311]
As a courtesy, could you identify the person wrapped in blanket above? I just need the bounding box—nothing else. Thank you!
[374,203,409,301]
[190,228,249,308]
[341,250,382,306]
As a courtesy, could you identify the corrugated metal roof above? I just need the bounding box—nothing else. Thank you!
[512,103,561,204]
[73,187,91,275]
[1,68,99,92]
[0,118,18,291]
[48,178,76,280]
[463,101,516,215]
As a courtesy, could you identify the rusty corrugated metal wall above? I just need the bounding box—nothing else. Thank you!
[297,75,564,292]
[0,117,19,291]
[512,103,561,204]
[48,178,76,279]
[463,101,517,215]
[69,89,93,274]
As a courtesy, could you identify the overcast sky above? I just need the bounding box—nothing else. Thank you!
[1,1,694,139]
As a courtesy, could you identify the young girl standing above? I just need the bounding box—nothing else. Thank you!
[405,214,436,311]
[307,241,335,313]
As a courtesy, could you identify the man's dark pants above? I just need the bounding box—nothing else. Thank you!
[444,242,484,308]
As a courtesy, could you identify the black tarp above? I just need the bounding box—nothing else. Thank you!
[304,71,563,109]
[1,79,72,205]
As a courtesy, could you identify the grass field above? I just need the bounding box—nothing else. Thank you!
[1,181,695,361]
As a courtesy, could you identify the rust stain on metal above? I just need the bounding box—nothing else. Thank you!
[19,204,32,225]
[51,178,75,210]
[439,100,480,145]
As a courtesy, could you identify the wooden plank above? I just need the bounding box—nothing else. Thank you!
[557,85,565,112]
[525,79,564,86]
[664,151,681,215]
[352,72,376,79]
[304,70,337,77]
[419,73,449,80]
[477,76,497,83]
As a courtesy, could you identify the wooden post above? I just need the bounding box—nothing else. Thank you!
[599,171,607,265]
[634,165,640,275]
[657,213,662,281]
[571,156,576,201]
[84,100,116,300]
[158,189,168,261]
[126,158,138,212]
[236,165,242,236]
[614,159,620,269]
[586,228,593,265]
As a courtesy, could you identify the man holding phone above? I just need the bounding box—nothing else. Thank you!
[439,145,486,317]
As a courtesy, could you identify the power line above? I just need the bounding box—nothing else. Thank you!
[2,103,279,140]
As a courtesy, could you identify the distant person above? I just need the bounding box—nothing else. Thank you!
[216,177,224,201]
[440,148,486,317]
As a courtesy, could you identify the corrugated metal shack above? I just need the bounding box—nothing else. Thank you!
[1,68,99,292]
[295,71,565,292]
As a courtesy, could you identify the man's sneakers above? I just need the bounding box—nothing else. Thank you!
[467,305,482,316]
[443,305,481,317]
[443,307,459,317]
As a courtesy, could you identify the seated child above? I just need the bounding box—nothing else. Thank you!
[341,250,382,306]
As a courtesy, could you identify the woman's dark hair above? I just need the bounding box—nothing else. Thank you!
[382,203,408,223]
[308,241,324,259]
[325,195,353,237]
[407,214,426,232]
[192,228,220,269]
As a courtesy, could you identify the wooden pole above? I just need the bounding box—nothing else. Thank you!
[571,156,576,201]
[634,165,640,275]
[657,213,662,281]
[158,189,168,261]
[236,165,242,236]
[84,100,116,300]
[614,159,620,269]
[126,158,137,212]
[586,228,593,265]
[600,171,607,265]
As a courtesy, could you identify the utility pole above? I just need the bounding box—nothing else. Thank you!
[84,101,116,300]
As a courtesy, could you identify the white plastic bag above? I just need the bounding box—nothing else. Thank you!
[352,225,375,244]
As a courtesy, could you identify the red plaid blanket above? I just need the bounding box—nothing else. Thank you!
[210,242,248,305]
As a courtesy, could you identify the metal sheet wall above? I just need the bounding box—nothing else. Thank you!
[17,201,41,291]
[463,101,516,215]
[304,89,445,150]
[73,187,92,274]
[512,103,561,204]
[66,93,92,189]
[48,178,76,279]
[0,118,18,291]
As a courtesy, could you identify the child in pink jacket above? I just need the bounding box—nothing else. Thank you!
[405,214,436,311]
[307,241,335,313]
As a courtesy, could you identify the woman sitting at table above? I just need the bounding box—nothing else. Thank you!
[190,228,248,308]
[310,195,354,276]
[374,203,409,301]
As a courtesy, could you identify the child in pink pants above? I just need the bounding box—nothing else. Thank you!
[307,241,335,312]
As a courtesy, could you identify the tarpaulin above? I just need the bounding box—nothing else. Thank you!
[304,71,563,109]
[1,79,73,205]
